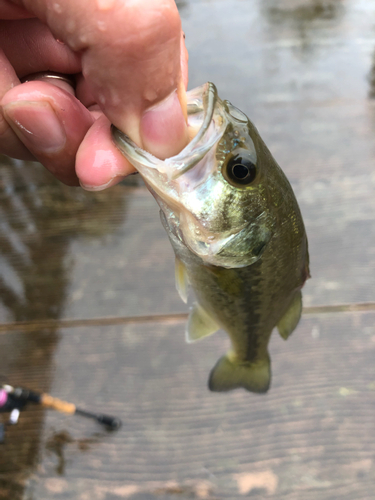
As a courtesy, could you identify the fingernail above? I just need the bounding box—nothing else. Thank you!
[79,176,126,191]
[141,90,188,159]
[3,100,66,154]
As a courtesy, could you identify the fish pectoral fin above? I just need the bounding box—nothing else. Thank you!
[208,352,271,394]
[175,257,189,304]
[186,303,220,343]
[277,290,303,340]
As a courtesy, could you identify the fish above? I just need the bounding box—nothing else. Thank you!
[112,82,310,394]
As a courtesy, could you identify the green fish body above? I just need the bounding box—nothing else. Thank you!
[112,83,310,394]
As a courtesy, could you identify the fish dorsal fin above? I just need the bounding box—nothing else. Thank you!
[175,257,189,304]
[186,303,220,343]
[277,290,303,340]
[208,351,271,393]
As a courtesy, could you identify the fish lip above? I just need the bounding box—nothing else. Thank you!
[110,82,227,181]
[167,82,220,179]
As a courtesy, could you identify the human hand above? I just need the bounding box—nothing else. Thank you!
[0,0,189,188]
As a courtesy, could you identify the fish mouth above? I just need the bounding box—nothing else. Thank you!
[111,82,227,185]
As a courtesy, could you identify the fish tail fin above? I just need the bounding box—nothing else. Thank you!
[208,352,271,394]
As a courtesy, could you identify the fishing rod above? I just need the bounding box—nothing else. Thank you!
[0,382,122,436]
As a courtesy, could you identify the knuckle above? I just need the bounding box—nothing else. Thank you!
[107,1,181,52]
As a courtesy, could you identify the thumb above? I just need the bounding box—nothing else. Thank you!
[140,31,189,160]
[140,86,188,160]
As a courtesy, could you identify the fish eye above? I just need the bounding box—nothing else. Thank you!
[223,151,257,187]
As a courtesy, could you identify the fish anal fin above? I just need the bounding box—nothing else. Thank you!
[277,290,303,340]
[175,257,189,304]
[186,303,219,343]
[208,352,271,394]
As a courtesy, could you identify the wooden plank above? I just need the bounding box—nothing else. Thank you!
[0,312,374,498]
[1,151,374,324]
[0,1,375,322]
[183,0,375,104]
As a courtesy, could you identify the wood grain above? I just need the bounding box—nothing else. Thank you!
[1,312,374,498]
[0,157,374,325]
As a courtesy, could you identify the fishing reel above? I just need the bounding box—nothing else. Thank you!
[0,383,26,443]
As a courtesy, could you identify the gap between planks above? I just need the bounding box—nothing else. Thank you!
[0,302,374,334]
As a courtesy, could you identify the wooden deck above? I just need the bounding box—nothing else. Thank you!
[1,1,374,498]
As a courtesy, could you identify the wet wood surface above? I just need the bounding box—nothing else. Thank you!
[1,1,375,499]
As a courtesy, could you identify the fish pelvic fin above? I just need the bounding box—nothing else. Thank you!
[208,351,271,394]
[186,303,220,343]
[277,290,302,341]
[175,257,189,304]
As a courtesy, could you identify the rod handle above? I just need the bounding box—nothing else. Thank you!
[40,394,76,414]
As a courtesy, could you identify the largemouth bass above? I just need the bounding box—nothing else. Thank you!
[112,83,310,394]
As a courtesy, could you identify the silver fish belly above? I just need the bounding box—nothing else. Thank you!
[112,83,310,394]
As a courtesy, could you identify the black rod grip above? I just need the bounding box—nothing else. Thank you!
[75,408,122,430]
